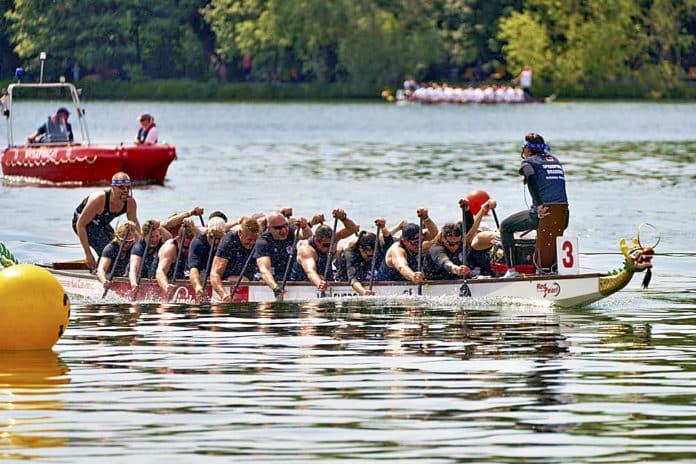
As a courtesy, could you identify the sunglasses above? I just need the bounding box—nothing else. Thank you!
[271,223,288,231]
[445,232,462,239]
[406,237,420,245]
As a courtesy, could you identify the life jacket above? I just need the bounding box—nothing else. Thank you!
[46,115,69,143]
[136,123,157,144]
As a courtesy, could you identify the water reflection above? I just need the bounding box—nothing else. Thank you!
[0,350,69,458]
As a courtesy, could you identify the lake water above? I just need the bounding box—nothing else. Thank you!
[2,100,696,462]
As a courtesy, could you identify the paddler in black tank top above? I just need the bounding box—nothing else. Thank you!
[72,171,140,270]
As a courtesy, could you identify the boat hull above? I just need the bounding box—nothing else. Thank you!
[44,265,608,308]
[1,144,176,184]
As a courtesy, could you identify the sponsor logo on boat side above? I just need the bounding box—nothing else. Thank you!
[536,282,561,298]
[24,148,60,161]
[171,286,196,304]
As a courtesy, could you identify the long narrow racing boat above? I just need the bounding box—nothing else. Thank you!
[2,77,176,185]
[39,236,654,307]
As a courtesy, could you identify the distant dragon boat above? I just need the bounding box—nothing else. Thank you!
[38,235,655,308]
[1,67,176,185]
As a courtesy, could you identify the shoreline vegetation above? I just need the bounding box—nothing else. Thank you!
[3,79,696,102]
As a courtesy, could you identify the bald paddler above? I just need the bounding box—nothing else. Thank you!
[73,172,140,270]
[252,211,313,301]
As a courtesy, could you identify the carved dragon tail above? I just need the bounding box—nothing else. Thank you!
[0,242,18,268]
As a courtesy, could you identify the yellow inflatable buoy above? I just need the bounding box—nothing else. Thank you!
[0,264,70,350]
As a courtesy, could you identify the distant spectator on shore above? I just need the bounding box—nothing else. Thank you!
[512,65,533,98]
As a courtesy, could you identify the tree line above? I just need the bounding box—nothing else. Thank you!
[2,0,695,97]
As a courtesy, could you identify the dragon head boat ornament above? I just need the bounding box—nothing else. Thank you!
[599,223,657,296]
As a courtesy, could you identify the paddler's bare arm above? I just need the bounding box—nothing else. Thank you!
[126,197,141,234]
[189,267,205,302]
[257,255,284,300]
[155,245,175,296]
[129,254,143,288]
[210,256,229,301]
[333,209,359,241]
[390,245,424,283]
[96,256,112,285]
[298,242,328,292]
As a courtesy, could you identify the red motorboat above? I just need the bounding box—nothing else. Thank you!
[1,80,176,185]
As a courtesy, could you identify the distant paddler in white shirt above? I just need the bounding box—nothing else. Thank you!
[72,172,140,271]
[134,112,158,145]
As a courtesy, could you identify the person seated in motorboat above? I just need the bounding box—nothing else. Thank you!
[334,217,399,296]
[97,223,140,291]
[134,112,158,145]
[375,208,438,283]
[128,219,172,298]
[210,216,262,302]
[155,217,198,300]
[72,171,140,271]
[27,107,74,144]
[252,211,313,301]
[290,208,359,293]
[187,217,226,303]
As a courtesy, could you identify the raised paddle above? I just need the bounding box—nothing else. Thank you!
[461,206,469,268]
[198,214,206,227]
[368,225,381,291]
[131,223,154,301]
[103,226,130,298]
[277,227,300,301]
[460,204,471,297]
[229,245,257,301]
[168,225,187,303]
[320,217,339,298]
[417,217,424,296]
[491,207,500,230]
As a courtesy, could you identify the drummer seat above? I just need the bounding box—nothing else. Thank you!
[534,203,568,274]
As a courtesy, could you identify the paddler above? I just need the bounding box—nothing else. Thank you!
[375,208,438,283]
[333,217,400,296]
[187,217,226,303]
[72,171,140,271]
[210,216,262,302]
[290,208,359,293]
[128,219,172,298]
[97,223,140,291]
[252,211,313,301]
[155,217,197,300]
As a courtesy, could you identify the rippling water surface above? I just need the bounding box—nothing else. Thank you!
[2,100,696,462]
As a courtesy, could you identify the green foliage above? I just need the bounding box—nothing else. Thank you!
[4,0,696,97]
[498,0,696,93]
[498,11,551,81]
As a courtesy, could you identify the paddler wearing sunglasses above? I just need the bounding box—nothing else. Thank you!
[72,172,141,271]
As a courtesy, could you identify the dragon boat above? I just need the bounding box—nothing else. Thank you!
[34,235,655,307]
[1,69,176,185]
